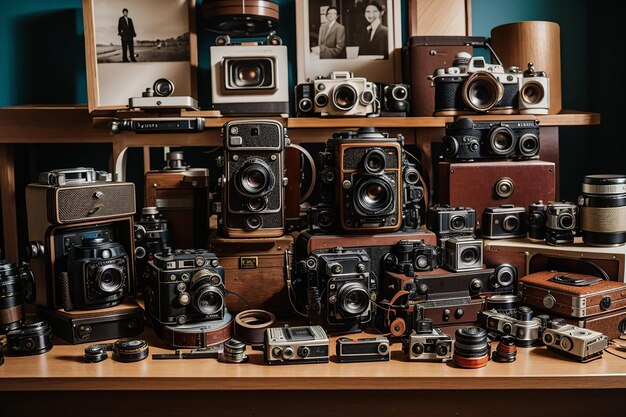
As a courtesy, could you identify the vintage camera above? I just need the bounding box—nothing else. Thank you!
[426,205,476,242]
[128,78,199,111]
[527,200,548,240]
[481,306,546,347]
[383,240,442,275]
[64,237,130,310]
[431,52,521,115]
[313,71,378,117]
[481,205,528,239]
[145,248,225,326]
[546,201,579,245]
[518,62,550,114]
[542,320,608,362]
[379,83,410,115]
[299,248,375,334]
[402,319,453,361]
[134,207,171,287]
[6,320,53,356]
[336,337,390,363]
[443,236,483,272]
[200,1,279,37]
[0,260,35,333]
[294,82,315,117]
[442,117,540,160]
[264,325,329,365]
[210,34,289,115]
[217,119,288,237]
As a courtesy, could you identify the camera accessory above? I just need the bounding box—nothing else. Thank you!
[546,201,578,245]
[84,343,113,363]
[527,200,548,240]
[542,322,608,362]
[112,338,149,362]
[491,335,517,363]
[0,260,35,333]
[579,174,626,246]
[402,319,453,362]
[152,310,234,349]
[481,307,544,347]
[294,82,315,117]
[152,347,221,360]
[379,83,410,116]
[314,71,378,117]
[218,119,289,237]
[336,337,390,363]
[383,240,441,275]
[200,0,279,37]
[442,236,483,272]
[481,205,527,239]
[426,205,476,244]
[453,327,490,369]
[264,325,329,365]
[443,118,540,160]
[518,62,550,114]
[222,339,249,363]
[6,320,53,356]
[485,294,522,317]
[234,309,276,346]
[110,117,205,134]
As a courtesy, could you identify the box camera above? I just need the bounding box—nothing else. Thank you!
[481,205,528,239]
[294,82,315,117]
[336,337,390,363]
[264,325,329,365]
[128,78,199,111]
[210,35,289,115]
[217,119,288,237]
[542,320,608,362]
[443,236,483,272]
[402,319,453,361]
[144,248,225,325]
[442,117,540,160]
[518,63,550,115]
[298,248,375,334]
[426,205,476,242]
[379,83,410,116]
[481,306,546,347]
[546,201,578,245]
[383,240,442,275]
[313,71,378,117]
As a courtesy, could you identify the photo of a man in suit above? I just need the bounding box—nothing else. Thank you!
[118,8,137,62]
[318,6,346,59]
[358,1,388,58]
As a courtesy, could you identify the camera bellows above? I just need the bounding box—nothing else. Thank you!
[453,327,490,369]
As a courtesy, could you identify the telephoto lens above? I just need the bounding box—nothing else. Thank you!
[453,327,490,369]
[492,335,517,363]
[579,174,626,246]
[112,338,149,362]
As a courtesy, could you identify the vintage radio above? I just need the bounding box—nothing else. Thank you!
[438,160,555,229]
[208,232,293,315]
[145,151,210,249]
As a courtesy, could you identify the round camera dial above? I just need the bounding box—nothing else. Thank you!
[102,250,111,259]
[298,98,313,113]
[360,89,375,105]
[195,256,206,267]
[502,323,513,334]
[209,275,222,286]
[494,177,515,199]
[543,294,557,309]
[600,296,612,310]
[559,336,574,351]
[272,347,283,358]
[442,136,459,158]
[298,346,310,358]
[134,246,146,259]
[178,292,190,306]
[176,282,187,293]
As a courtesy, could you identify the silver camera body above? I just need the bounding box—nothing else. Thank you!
[264,325,329,365]
[210,39,289,115]
[519,64,550,114]
[481,307,544,347]
[481,205,528,239]
[128,78,199,110]
[542,322,608,362]
[546,201,578,245]
[404,328,454,362]
[313,71,378,117]
[443,236,483,272]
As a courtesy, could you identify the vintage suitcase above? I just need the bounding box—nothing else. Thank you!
[562,308,626,340]
[519,271,626,318]
[208,233,293,316]
[438,160,556,229]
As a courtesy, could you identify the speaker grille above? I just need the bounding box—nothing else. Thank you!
[54,183,136,223]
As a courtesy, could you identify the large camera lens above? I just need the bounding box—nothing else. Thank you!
[337,282,370,316]
[235,159,275,197]
[191,271,224,316]
[354,177,395,215]
[226,58,274,89]
[494,265,516,288]
[95,265,124,293]
[363,148,386,174]
[558,213,575,230]
[502,215,520,233]
[153,78,174,97]
[580,174,626,246]
[462,72,504,112]
[489,127,515,155]
[450,215,467,231]
[333,84,358,111]
[520,81,545,105]
[460,247,480,265]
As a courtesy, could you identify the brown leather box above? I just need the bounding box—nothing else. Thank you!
[563,308,626,340]
[438,160,556,229]
[519,271,626,318]
[208,233,293,316]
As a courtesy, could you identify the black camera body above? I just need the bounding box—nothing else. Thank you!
[443,117,540,160]
[299,248,376,334]
[145,248,226,325]
[0,260,35,333]
[66,238,130,310]
[383,240,442,275]
[218,119,288,237]
[380,83,411,115]
[134,207,171,286]
[6,320,53,356]
[294,82,315,117]
[481,205,528,239]
[527,200,548,240]
[336,337,390,363]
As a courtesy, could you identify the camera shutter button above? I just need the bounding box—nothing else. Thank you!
[178,292,190,305]
[443,309,451,321]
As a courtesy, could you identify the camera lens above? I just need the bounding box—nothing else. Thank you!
[192,278,224,316]
[95,265,124,293]
[247,197,267,212]
[153,78,174,97]
[558,213,575,230]
[353,177,395,216]
[519,134,540,156]
[298,98,313,113]
[315,93,329,108]
[450,215,467,231]
[462,72,504,112]
[333,84,357,111]
[415,255,429,270]
[502,215,520,233]
[337,282,370,316]
[489,127,515,155]
[245,215,263,230]
[442,136,460,158]
[495,265,516,287]
[520,80,545,105]
[317,210,334,229]
[235,160,275,197]
[391,85,408,101]
[460,247,479,265]
[580,174,626,246]
[227,59,274,89]
[363,149,386,174]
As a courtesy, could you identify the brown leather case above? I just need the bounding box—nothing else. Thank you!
[519,271,626,318]
[438,160,556,229]
[563,308,626,340]
[208,233,293,315]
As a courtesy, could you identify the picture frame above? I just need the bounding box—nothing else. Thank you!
[82,0,197,114]
[296,0,402,84]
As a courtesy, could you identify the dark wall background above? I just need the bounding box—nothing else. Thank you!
[0,0,618,257]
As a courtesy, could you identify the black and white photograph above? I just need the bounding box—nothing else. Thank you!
[83,0,196,112]
[296,0,400,83]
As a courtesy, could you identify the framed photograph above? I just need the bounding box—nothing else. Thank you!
[296,0,402,84]
[83,0,197,114]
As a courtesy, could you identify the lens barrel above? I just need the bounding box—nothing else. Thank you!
[579,174,626,246]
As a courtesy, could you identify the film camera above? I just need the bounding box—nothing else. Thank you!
[481,306,546,347]
[313,71,378,117]
[298,248,376,334]
[128,78,199,111]
[336,337,390,363]
[402,319,453,362]
[527,200,548,240]
[264,324,329,365]
[383,240,442,275]
[134,207,171,286]
[542,319,608,362]
[144,248,226,325]
[546,201,579,245]
[426,205,476,244]
[442,117,540,160]
[6,320,53,356]
[210,34,289,115]
[442,236,483,272]
[0,260,35,333]
[518,62,550,115]
[378,83,411,116]
[217,119,289,237]
[481,205,528,239]
[294,81,315,117]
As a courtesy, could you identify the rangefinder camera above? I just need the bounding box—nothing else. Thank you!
[336,337,390,363]
[426,205,476,242]
[383,240,441,275]
[402,319,453,362]
[442,117,540,160]
[542,321,608,363]
[481,306,546,347]
[264,325,329,365]
[442,236,483,272]
[481,205,528,239]
[314,71,378,117]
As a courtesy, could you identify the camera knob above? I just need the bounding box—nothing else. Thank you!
[216,156,224,167]
[178,292,190,305]
[412,342,425,355]
[600,296,612,311]
[435,342,449,357]
[470,279,483,292]
[454,308,464,319]
[443,309,451,322]
[542,294,556,309]
[26,241,45,259]
[298,346,310,358]
[417,284,429,295]
[282,346,294,359]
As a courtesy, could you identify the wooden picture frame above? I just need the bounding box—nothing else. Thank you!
[296,0,402,84]
[82,0,197,114]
